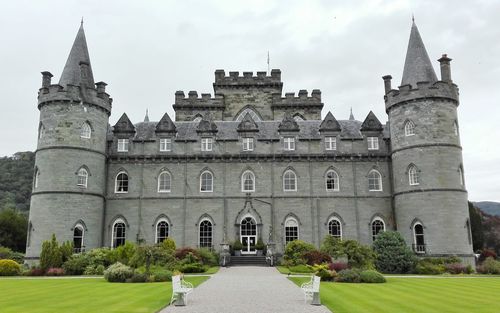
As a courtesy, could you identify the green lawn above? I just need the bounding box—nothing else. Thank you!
[203,266,220,274]
[290,276,500,313]
[0,276,209,313]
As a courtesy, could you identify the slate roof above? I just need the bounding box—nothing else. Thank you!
[109,119,390,142]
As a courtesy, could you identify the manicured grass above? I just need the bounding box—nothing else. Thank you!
[203,266,220,274]
[0,276,209,313]
[276,265,313,275]
[289,276,500,313]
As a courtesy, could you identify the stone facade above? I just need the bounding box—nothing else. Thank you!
[25,22,474,264]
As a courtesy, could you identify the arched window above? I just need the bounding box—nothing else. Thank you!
[368,170,382,191]
[241,170,255,192]
[413,223,425,253]
[328,217,342,239]
[283,170,297,191]
[325,170,339,191]
[158,171,171,193]
[408,165,419,186]
[156,220,169,244]
[77,168,88,188]
[465,219,472,245]
[38,123,45,140]
[81,122,91,139]
[33,168,39,189]
[453,121,459,136]
[284,217,299,246]
[235,107,262,122]
[73,224,84,253]
[458,166,465,186]
[112,219,126,248]
[404,120,415,136]
[371,218,385,241]
[200,171,213,192]
[199,219,213,248]
[115,172,129,193]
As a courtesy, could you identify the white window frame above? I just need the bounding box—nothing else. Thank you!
[201,138,213,151]
[404,120,415,136]
[157,171,171,193]
[241,170,255,192]
[368,170,382,191]
[77,168,88,188]
[283,137,295,151]
[117,139,129,152]
[328,217,342,239]
[155,219,170,244]
[325,170,340,191]
[371,217,386,241]
[325,136,337,151]
[200,171,213,192]
[284,217,299,246]
[159,138,172,152]
[283,170,297,192]
[34,168,39,189]
[115,171,129,193]
[111,218,126,248]
[413,222,425,254]
[73,224,85,253]
[199,218,213,248]
[81,122,91,139]
[408,165,419,186]
[367,137,379,150]
[242,137,254,151]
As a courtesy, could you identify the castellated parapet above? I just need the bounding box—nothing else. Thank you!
[213,69,283,88]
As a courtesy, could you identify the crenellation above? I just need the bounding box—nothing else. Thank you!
[385,81,459,112]
[213,69,282,88]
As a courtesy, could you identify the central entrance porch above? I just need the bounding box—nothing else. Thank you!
[240,216,257,255]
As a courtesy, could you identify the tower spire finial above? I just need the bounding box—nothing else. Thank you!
[349,107,355,121]
[412,13,414,23]
[81,17,84,26]
[144,109,150,122]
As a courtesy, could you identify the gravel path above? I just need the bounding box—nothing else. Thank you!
[161,266,331,313]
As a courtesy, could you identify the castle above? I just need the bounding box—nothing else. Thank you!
[26,21,474,264]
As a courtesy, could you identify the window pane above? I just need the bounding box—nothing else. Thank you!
[156,221,169,243]
[158,172,171,192]
[328,219,341,239]
[200,172,213,192]
[116,173,129,192]
[372,220,385,241]
[113,222,126,248]
[199,220,213,248]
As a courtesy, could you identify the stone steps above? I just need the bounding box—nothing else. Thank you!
[230,255,268,266]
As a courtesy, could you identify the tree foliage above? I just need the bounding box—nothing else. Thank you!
[0,209,28,252]
[372,231,416,274]
[40,234,63,271]
[0,152,35,213]
[469,201,484,251]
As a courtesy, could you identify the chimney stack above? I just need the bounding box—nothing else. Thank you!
[438,54,452,83]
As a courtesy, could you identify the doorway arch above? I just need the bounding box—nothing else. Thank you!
[240,216,257,254]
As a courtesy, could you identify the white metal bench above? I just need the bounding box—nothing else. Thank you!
[170,275,194,306]
[301,275,321,305]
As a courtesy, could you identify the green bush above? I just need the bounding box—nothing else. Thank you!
[288,264,314,273]
[320,236,345,259]
[232,240,243,251]
[129,272,148,283]
[255,238,265,251]
[197,248,218,266]
[310,264,337,281]
[179,262,206,273]
[479,257,500,274]
[84,264,105,275]
[63,254,90,275]
[159,238,176,253]
[40,234,63,270]
[283,240,316,266]
[0,259,21,276]
[415,263,446,275]
[0,246,24,264]
[104,262,134,282]
[114,241,137,266]
[372,231,416,274]
[360,270,386,283]
[335,269,361,283]
[342,240,375,269]
[415,257,466,275]
[59,241,74,264]
[150,268,173,282]
[85,248,116,267]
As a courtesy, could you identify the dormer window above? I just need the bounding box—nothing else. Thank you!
[242,138,254,151]
[367,137,379,150]
[284,137,295,151]
[117,139,129,152]
[201,138,213,151]
[160,138,172,152]
[325,137,336,151]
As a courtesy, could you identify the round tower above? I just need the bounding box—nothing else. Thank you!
[384,22,473,264]
[26,24,112,262]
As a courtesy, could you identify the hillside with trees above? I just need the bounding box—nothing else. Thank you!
[0,151,35,213]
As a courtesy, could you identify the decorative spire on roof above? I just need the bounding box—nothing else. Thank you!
[319,112,341,132]
[278,112,299,132]
[349,107,355,121]
[144,109,149,122]
[360,111,383,131]
[59,23,95,88]
[113,113,135,134]
[237,113,259,133]
[401,19,437,88]
[155,112,177,133]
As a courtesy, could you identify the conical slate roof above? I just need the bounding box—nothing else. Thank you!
[59,23,95,88]
[401,21,437,87]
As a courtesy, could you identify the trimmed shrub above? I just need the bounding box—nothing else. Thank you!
[479,249,497,263]
[288,264,314,273]
[40,234,62,270]
[255,238,265,251]
[0,259,21,276]
[335,269,361,283]
[415,263,446,275]
[197,248,218,266]
[130,272,148,283]
[373,231,417,274]
[104,262,134,282]
[159,238,176,253]
[151,268,173,282]
[0,246,24,264]
[360,270,386,283]
[63,254,90,275]
[444,263,473,274]
[46,268,65,276]
[232,240,243,252]
[478,257,500,274]
[310,264,337,281]
[303,250,332,266]
[342,240,375,269]
[114,241,137,266]
[27,267,45,276]
[179,262,206,273]
[59,241,74,263]
[328,262,349,272]
[320,236,344,259]
[175,247,200,260]
[283,240,316,266]
[84,264,105,275]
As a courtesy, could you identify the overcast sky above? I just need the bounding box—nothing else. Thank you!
[0,0,498,201]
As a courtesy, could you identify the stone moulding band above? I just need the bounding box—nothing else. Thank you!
[38,100,111,116]
[385,96,458,113]
[31,190,105,199]
[107,194,392,200]
[393,188,467,197]
[36,146,106,157]
[391,143,462,155]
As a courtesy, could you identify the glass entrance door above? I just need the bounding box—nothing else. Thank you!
[240,217,257,255]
